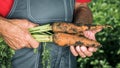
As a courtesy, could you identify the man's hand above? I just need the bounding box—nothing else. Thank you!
[70,2,95,58]
[0,18,39,50]
[70,29,101,58]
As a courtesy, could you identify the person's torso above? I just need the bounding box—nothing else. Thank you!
[9,1,76,68]
[7,0,75,24]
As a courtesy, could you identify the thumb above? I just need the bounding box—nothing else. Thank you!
[26,34,39,48]
[92,29,102,34]
[83,31,96,40]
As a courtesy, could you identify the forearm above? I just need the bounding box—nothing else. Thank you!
[74,2,93,24]
[75,2,88,11]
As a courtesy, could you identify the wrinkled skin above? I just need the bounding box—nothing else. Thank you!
[70,29,101,58]
[70,2,100,58]
[0,17,39,50]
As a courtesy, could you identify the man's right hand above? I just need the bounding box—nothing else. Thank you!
[0,17,39,50]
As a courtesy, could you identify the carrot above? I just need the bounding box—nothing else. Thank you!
[29,22,111,34]
[53,33,101,47]
[52,22,111,34]
[32,33,101,47]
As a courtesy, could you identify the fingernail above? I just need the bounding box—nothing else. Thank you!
[89,48,94,52]
[82,56,86,58]
[75,54,78,56]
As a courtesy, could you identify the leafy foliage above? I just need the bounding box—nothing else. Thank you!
[77,0,120,68]
[0,38,15,68]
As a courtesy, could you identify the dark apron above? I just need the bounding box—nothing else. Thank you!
[7,0,76,68]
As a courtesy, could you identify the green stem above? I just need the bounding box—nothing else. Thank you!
[32,35,53,42]
[29,24,52,33]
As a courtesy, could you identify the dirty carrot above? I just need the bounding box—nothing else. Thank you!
[29,22,111,34]
[32,33,101,47]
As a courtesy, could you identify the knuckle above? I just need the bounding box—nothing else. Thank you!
[14,48,17,50]
[12,48,16,50]
[33,45,39,48]
[80,55,86,58]
[82,54,86,58]
[88,54,92,57]
[87,52,93,57]
[21,44,26,48]
[17,47,22,50]
[26,45,31,48]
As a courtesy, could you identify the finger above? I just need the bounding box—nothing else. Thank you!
[7,43,17,50]
[10,42,25,50]
[89,32,96,40]
[76,46,86,58]
[94,29,102,33]
[88,47,98,52]
[24,43,32,48]
[7,42,17,50]
[12,38,27,49]
[22,40,32,48]
[80,46,93,57]
[26,34,39,48]
[4,38,19,50]
[10,46,17,50]
[83,31,96,40]
[25,44,32,48]
[83,31,92,39]
[70,46,78,56]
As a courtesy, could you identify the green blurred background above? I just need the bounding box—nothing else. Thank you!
[77,0,120,68]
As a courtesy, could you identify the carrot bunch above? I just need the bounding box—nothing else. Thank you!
[0,22,111,68]
[29,22,111,47]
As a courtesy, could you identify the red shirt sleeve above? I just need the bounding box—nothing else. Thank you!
[0,0,14,17]
[76,0,91,3]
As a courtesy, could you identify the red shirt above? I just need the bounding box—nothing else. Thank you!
[0,0,91,17]
[76,0,91,3]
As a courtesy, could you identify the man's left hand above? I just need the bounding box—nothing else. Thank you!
[70,29,101,58]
